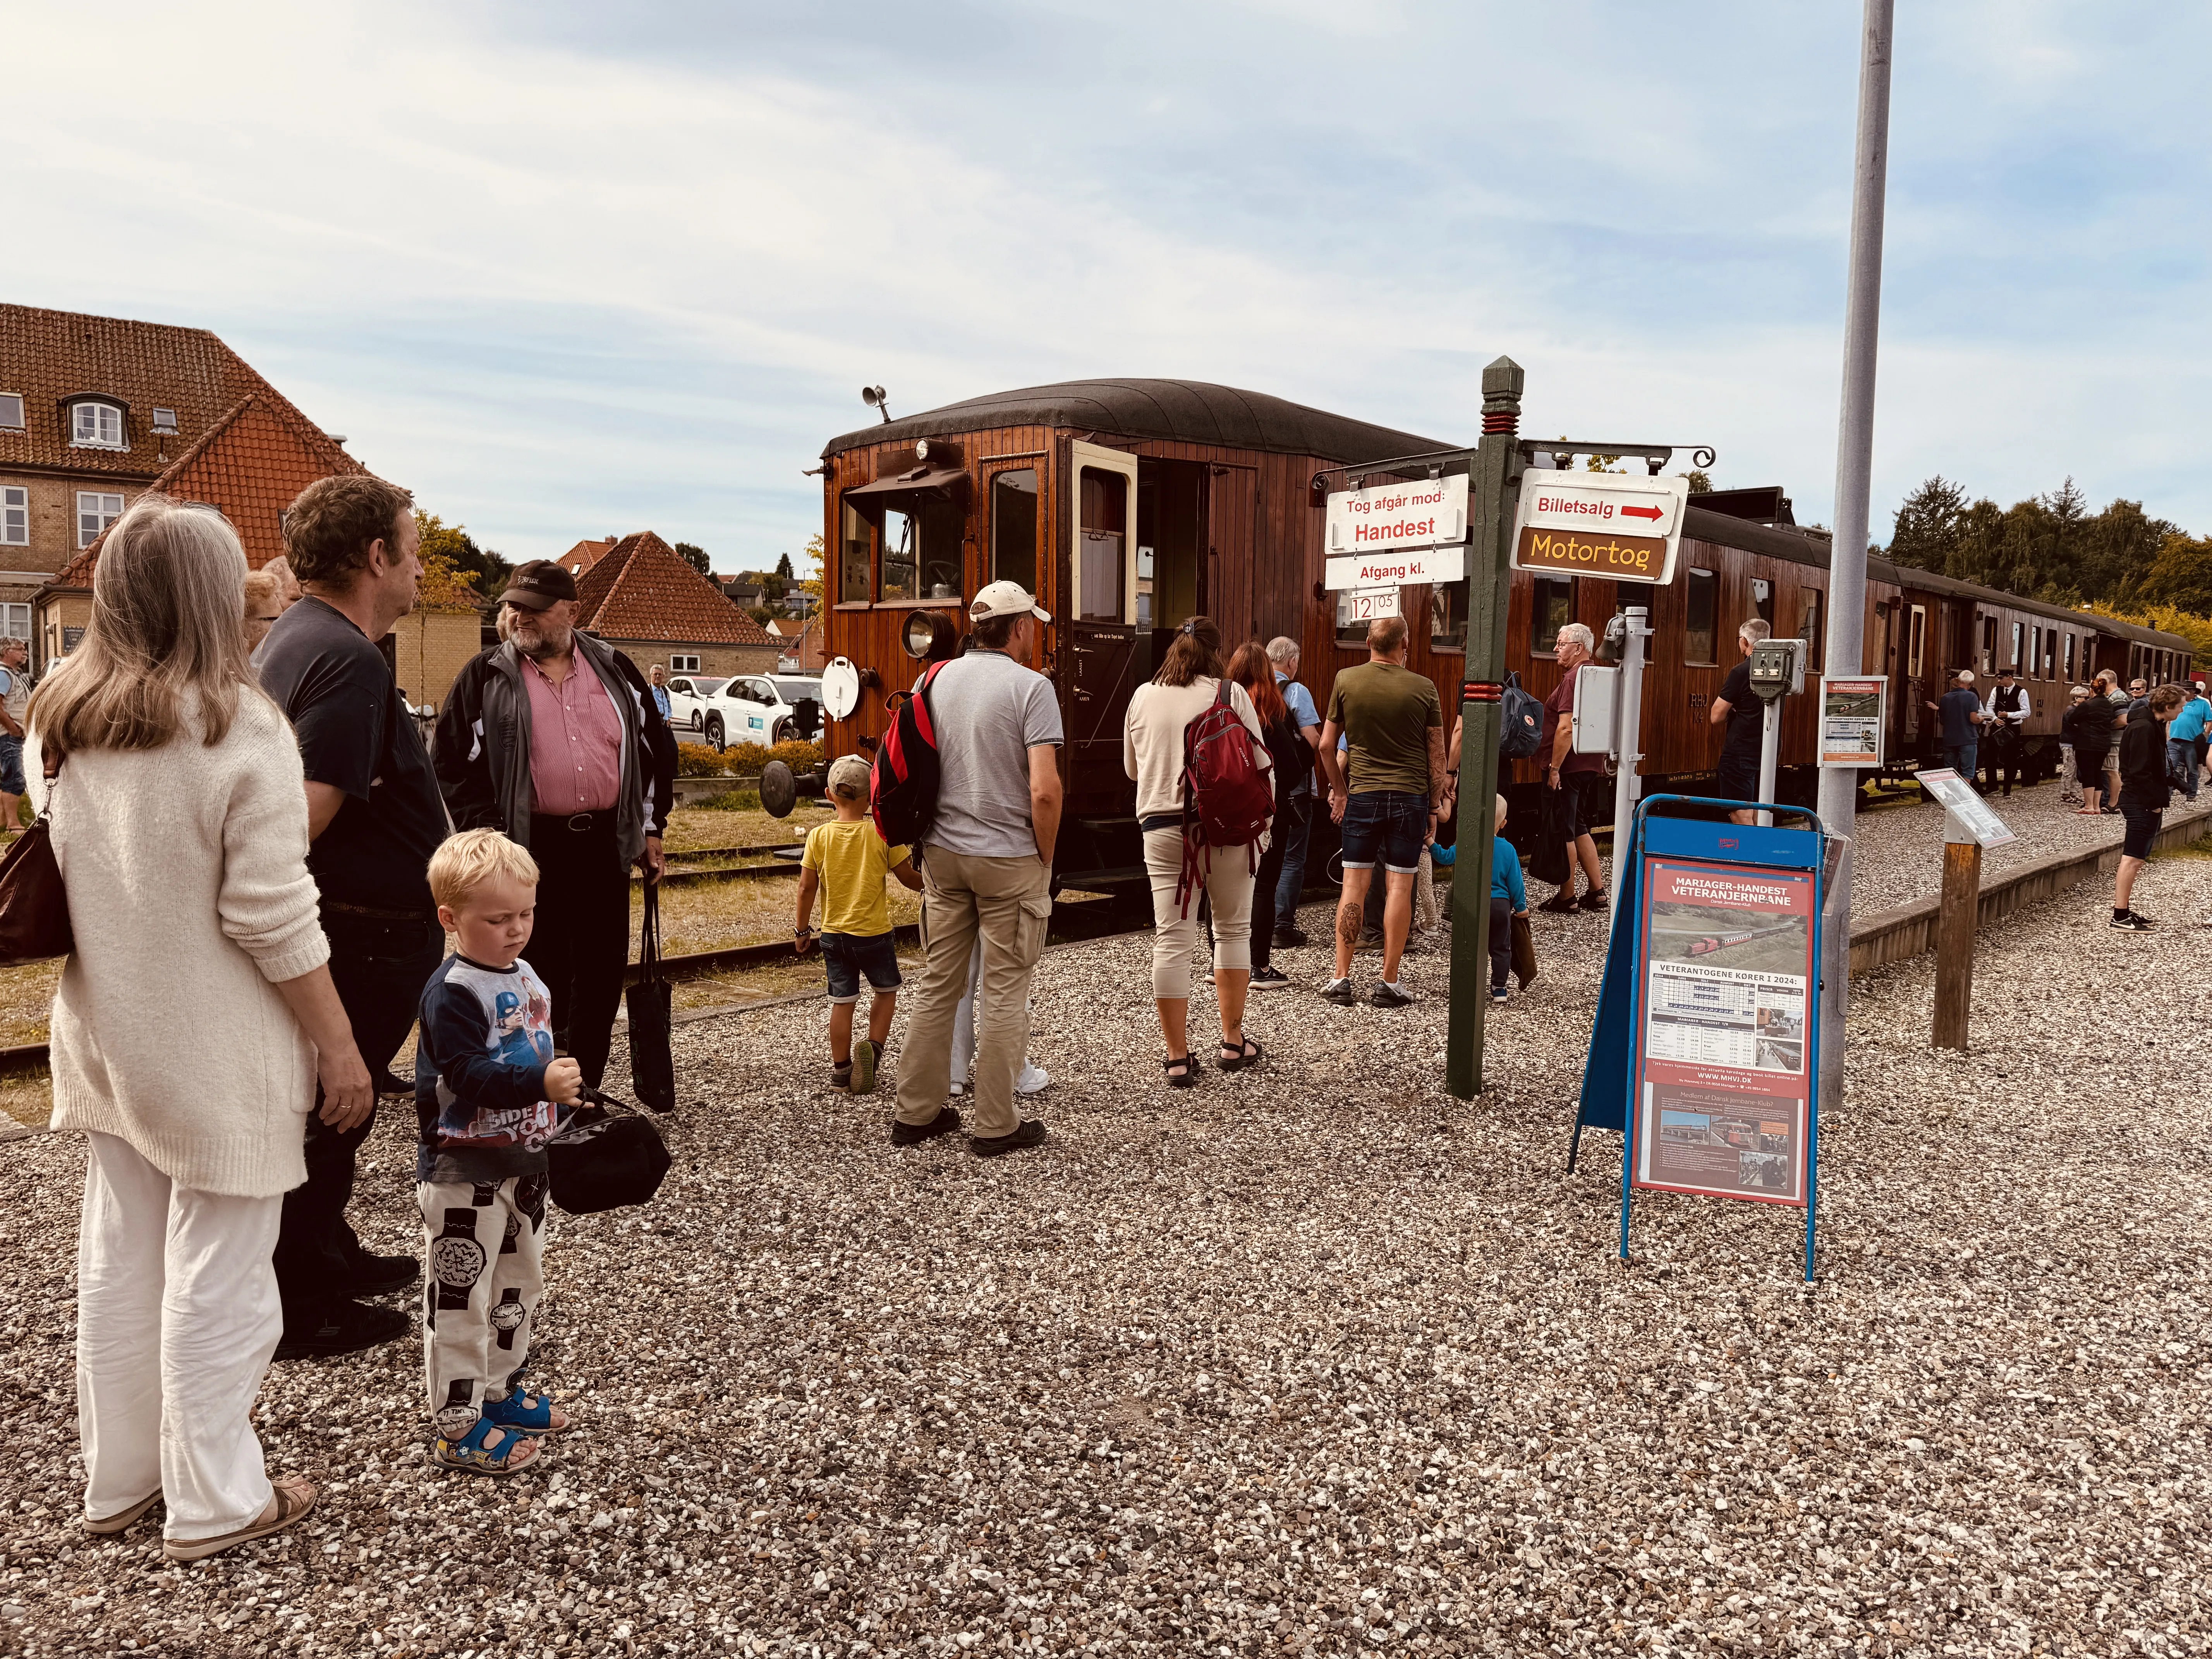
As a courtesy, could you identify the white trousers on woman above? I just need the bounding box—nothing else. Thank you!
[76,1131,282,1541]
[1144,827,1256,1000]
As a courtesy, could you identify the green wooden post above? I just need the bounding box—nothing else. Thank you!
[1445,357,1525,1101]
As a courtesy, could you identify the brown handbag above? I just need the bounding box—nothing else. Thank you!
[1510,911,1539,990]
[0,758,73,965]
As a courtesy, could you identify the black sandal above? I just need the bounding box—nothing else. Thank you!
[1162,1054,1199,1089]
[1218,1036,1263,1072]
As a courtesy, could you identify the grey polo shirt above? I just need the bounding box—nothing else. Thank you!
[924,649,1063,859]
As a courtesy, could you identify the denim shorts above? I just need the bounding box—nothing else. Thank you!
[820,930,901,1003]
[1339,789,1429,874]
[2120,806,2160,861]
[0,735,22,798]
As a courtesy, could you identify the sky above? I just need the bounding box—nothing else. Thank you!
[15,0,2209,572]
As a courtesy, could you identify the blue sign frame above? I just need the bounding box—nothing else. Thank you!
[1571,795,1829,1281]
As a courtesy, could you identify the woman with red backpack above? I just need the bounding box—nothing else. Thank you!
[1123,617,1276,1087]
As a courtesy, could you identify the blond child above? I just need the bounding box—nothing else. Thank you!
[1488,795,1530,1003]
[796,755,922,1093]
[416,830,584,1476]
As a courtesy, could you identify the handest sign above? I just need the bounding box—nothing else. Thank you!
[1326,475,1468,556]
[1512,469,1688,586]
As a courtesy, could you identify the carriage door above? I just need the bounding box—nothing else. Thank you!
[1903,603,1928,749]
[1063,441,1141,817]
[1205,464,1260,642]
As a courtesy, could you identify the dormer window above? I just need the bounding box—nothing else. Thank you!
[70,400,126,449]
[151,407,179,434]
[0,395,22,431]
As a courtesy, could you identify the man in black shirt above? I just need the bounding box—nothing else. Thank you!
[256,476,450,1358]
[1706,617,1772,826]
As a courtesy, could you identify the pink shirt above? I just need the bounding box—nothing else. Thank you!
[523,653,624,815]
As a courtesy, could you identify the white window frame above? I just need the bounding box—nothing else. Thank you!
[669,653,701,672]
[70,401,127,450]
[0,603,27,643]
[0,486,25,547]
[0,393,23,431]
[77,491,124,548]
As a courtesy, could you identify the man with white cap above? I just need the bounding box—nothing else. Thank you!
[889,580,1063,1157]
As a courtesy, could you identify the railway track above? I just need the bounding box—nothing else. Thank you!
[0,893,1140,1081]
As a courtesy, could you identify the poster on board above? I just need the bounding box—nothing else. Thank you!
[1633,857,1816,1205]
[1819,676,1887,767]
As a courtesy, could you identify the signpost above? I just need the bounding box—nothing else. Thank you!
[1326,474,1468,554]
[1512,469,1688,586]
[1570,796,1829,1280]
[1914,767,2013,1052]
[1818,675,1887,768]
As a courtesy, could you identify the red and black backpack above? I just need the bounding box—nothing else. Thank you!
[871,662,948,849]
[1177,681,1275,915]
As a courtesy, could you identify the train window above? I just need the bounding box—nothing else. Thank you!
[1978,616,1996,674]
[1428,580,1466,652]
[1684,569,1718,665]
[1531,578,1575,656]
[1908,605,1927,678]
[2064,631,2075,682]
[881,496,963,603]
[991,468,1038,594]
[1797,588,1823,670]
[1749,577,1774,629]
[1077,466,1128,622]
[840,500,872,604]
[2009,622,2024,675]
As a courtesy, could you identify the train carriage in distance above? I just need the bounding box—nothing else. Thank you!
[814,378,2194,883]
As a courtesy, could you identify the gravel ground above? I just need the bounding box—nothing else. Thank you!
[3,857,2210,1658]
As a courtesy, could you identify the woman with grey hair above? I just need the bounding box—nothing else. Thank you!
[31,494,369,1561]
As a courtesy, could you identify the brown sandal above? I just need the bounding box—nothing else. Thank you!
[162,1474,317,1563]
[85,1489,162,1536]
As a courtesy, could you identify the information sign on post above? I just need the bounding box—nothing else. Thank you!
[1915,768,2016,848]
[1511,469,1688,586]
[1819,676,1887,767]
[1326,474,1468,555]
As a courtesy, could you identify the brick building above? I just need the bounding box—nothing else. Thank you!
[3,304,360,667]
[575,530,779,677]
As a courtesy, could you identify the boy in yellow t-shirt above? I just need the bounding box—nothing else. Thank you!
[796,754,923,1094]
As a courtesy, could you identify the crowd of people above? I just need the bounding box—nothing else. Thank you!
[22,481,2212,1556]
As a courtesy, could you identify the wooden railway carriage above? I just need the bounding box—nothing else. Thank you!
[815,378,2193,881]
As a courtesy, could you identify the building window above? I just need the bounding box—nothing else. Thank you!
[70,402,126,450]
[0,487,24,546]
[1684,568,1718,665]
[151,407,179,434]
[0,603,27,643]
[1797,587,1823,671]
[991,468,1038,594]
[77,491,123,547]
[1531,577,1576,656]
[669,653,701,672]
[0,394,22,431]
[839,499,871,604]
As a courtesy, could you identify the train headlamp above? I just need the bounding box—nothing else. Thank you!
[903,611,959,662]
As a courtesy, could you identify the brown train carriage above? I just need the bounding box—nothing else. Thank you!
[814,378,2194,881]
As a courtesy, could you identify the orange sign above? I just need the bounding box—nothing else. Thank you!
[1514,525,1671,581]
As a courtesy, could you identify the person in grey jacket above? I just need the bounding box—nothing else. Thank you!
[433,560,678,1088]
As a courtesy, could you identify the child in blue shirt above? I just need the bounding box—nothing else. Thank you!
[416,830,584,1476]
[1488,795,1529,1002]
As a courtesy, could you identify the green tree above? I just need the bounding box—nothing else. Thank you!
[413,511,510,596]
[775,551,793,580]
[747,604,775,627]
[1680,470,1714,494]
[1886,477,1967,575]
[2136,531,2212,615]
[672,541,711,577]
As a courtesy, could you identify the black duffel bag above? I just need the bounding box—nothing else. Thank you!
[625,884,677,1115]
[548,1087,671,1215]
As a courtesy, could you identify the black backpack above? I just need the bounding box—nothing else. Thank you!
[1498,671,1544,759]
[871,661,948,848]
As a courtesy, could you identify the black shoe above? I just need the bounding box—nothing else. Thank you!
[273,1299,409,1361]
[1577,889,1608,912]
[1321,977,1357,1006]
[1249,965,1291,991]
[1370,982,1416,1010]
[1536,891,1579,915]
[1273,926,1309,949]
[972,1120,1048,1158]
[337,1252,419,1298]
[2110,909,2155,931]
[890,1106,961,1147]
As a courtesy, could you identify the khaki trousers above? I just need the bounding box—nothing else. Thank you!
[893,846,1052,1139]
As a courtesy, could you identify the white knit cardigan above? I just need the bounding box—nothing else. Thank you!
[30,690,331,1197]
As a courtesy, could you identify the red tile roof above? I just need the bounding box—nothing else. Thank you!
[0,303,341,480]
[46,393,369,592]
[560,537,617,577]
[575,531,776,646]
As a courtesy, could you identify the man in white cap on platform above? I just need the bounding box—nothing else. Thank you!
[889,580,1063,1158]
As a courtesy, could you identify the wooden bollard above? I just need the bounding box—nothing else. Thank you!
[1932,819,1980,1050]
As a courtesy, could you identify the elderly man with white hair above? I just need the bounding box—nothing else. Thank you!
[1923,667,1987,795]
[1534,620,1610,911]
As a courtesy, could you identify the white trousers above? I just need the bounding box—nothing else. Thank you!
[76,1132,282,1540]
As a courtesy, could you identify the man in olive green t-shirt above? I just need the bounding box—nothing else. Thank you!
[1315,614,1446,1008]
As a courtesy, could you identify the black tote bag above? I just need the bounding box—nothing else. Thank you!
[625,882,677,1114]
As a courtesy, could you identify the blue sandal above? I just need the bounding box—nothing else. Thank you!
[432,1414,543,1475]
[482,1389,571,1436]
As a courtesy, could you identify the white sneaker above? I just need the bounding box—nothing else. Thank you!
[1015,1061,1051,1095]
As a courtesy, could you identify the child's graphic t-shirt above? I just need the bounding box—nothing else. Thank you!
[802,818,910,937]
[415,953,562,1183]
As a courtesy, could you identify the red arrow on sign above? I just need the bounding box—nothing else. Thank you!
[1620,504,1664,522]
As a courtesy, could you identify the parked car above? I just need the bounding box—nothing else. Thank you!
[715,675,824,750]
[663,674,732,741]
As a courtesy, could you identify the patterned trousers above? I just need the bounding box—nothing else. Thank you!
[417,1173,547,1441]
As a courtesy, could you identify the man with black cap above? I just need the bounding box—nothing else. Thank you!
[1980,665,2030,797]
[433,559,678,1090]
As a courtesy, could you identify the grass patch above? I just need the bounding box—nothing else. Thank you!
[660,801,829,854]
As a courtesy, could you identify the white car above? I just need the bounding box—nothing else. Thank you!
[662,674,732,743]
[664,673,824,751]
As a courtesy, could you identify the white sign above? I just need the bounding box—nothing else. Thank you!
[1324,544,1465,592]
[1335,586,1401,626]
[1915,768,2017,848]
[1326,474,1468,556]
[1512,468,1689,586]
[1819,676,1887,768]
